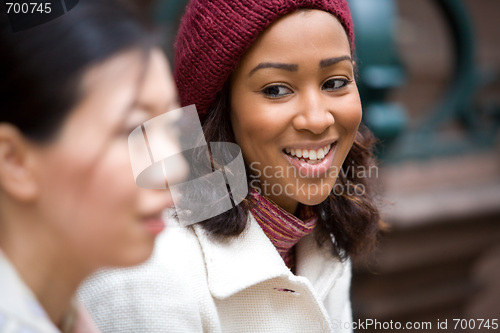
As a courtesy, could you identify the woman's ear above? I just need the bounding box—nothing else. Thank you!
[0,124,39,201]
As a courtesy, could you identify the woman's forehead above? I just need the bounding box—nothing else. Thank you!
[237,10,351,71]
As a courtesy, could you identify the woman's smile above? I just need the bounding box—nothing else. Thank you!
[283,141,337,178]
[284,143,333,164]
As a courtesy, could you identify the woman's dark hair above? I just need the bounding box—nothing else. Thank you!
[201,81,380,260]
[0,0,157,142]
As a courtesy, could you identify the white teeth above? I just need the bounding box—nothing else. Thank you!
[309,150,317,160]
[285,143,332,161]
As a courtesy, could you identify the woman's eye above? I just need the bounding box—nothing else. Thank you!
[120,125,139,138]
[323,78,350,91]
[261,85,293,98]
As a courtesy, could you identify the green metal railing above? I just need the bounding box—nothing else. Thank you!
[347,0,407,148]
[348,0,500,162]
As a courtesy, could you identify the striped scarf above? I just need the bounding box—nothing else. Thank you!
[248,188,318,269]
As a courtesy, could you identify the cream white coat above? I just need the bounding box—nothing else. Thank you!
[0,252,60,333]
[78,214,353,332]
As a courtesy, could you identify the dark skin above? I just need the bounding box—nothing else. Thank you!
[230,10,362,214]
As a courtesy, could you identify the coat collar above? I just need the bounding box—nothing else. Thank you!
[193,214,290,299]
[0,251,60,333]
[295,232,348,301]
[193,214,347,300]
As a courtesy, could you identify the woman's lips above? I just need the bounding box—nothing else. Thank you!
[141,217,166,235]
[140,193,174,236]
[283,142,336,178]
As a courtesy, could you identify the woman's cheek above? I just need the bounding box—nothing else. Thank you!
[339,93,363,135]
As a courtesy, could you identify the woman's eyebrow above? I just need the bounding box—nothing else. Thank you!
[319,56,352,68]
[248,62,298,76]
[248,56,352,76]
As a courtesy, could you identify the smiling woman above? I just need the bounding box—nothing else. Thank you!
[0,1,183,332]
[78,1,381,332]
[195,5,380,265]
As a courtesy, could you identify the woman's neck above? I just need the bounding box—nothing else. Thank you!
[248,189,317,268]
[0,219,89,329]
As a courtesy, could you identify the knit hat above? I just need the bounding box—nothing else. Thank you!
[174,0,355,119]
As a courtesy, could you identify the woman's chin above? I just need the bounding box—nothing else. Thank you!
[105,242,156,269]
[293,184,334,207]
[296,193,332,207]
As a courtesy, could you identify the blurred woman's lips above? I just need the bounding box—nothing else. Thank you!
[141,216,166,235]
[140,193,175,235]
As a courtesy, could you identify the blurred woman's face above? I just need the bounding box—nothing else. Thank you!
[230,10,362,214]
[33,49,183,269]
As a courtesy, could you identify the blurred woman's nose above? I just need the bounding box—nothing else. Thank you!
[292,88,335,134]
[162,152,189,188]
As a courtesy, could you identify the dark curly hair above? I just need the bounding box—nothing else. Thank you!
[198,80,381,260]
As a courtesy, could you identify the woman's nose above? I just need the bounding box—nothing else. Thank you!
[292,88,335,135]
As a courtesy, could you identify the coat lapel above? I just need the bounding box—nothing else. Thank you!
[0,251,60,333]
[193,214,348,302]
[295,232,347,301]
[193,214,291,300]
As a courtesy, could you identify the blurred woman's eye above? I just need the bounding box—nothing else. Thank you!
[322,78,350,91]
[261,85,293,99]
[120,120,145,138]
[123,124,141,137]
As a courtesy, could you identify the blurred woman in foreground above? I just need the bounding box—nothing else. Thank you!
[0,1,183,332]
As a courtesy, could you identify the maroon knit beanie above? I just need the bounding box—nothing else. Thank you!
[174,0,355,119]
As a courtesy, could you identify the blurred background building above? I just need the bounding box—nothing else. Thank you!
[138,0,500,330]
[348,0,500,331]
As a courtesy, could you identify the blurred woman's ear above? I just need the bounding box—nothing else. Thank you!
[0,124,39,202]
